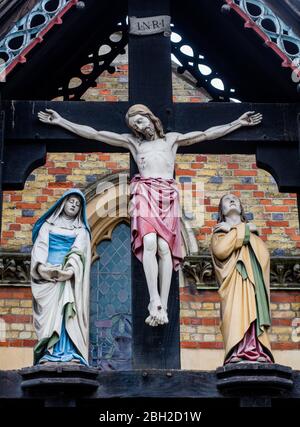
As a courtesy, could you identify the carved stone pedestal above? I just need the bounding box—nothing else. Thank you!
[216,363,293,407]
[20,364,99,407]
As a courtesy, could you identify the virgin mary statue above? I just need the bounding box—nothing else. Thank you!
[30,189,91,365]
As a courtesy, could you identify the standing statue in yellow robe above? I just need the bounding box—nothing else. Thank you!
[211,194,274,364]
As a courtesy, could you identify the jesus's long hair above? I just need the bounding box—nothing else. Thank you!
[125,104,165,139]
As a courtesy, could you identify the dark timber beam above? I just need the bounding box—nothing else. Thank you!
[128,0,180,370]
[2,101,299,190]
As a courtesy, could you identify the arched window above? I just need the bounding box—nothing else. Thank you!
[89,222,132,369]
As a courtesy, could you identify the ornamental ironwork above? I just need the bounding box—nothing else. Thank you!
[0,0,76,79]
[230,0,300,62]
[55,20,128,101]
[171,28,239,102]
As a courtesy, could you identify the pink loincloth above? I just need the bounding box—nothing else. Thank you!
[129,174,183,271]
[225,321,273,364]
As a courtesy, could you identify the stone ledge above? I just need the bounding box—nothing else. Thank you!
[20,363,99,393]
[216,363,293,394]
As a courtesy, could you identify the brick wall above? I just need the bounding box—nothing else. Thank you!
[180,288,300,352]
[1,58,299,362]
[1,286,299,353]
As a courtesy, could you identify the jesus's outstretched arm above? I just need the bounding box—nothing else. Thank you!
[38,109,133,151]
[175,111,262,147]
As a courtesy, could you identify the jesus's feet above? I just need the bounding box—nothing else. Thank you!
[145,301,169,327]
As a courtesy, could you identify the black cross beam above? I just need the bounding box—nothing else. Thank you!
[2,100,299,191]
[1,0,300,369]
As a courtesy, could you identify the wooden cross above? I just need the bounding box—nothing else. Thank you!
[0,0,300,369]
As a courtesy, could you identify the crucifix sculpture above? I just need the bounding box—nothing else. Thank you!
[38,105,262,327]
[0,0,299,371]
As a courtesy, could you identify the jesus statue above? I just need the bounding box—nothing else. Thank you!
[38,104,262,327]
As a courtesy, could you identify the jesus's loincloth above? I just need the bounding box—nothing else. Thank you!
[129,174,183,271]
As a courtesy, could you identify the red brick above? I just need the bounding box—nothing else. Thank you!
[204,220,217,227]
[234,170,257,176]
[9,224,21,231]
[283,199,296,205]
[0,288,32,299]
[36,196,48,202]
[197,342,224,349]
[16,217,37,224]
[100,89,111,95]
[227,163,239,169]
[48,182,74,188]
[253,191,264,197]
[44,161,55,168]
[271,342,300,350]
[234,184,257,190]
[106,162,118,169]
[2,231,14,238]
[2,314,32,323]
[42,188,54,195]
[105,96,118,102]
[266,221,289,227]
[191,163,204,169]
[271,319,291,326]
[16,203,41,210]
[10,195,22,201]
[66,162,78,168]
[196,155,207,162]
[98,154,110,161]
[271,292,300,303]
[181,342,199,349]
[75,154,86,161]
[285,227,297,236]
[260,199,271,205]
[184,318,219,326]
[290,235,300,241]
[261,228,272,234]
[175,170,196,176]
[200,227,212,234]
[48,168,72,175]
[2,339,37,348]
[206,206,218,212]
[265,206,289,212]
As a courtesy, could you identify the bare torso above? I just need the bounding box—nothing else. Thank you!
[128,133,178,179]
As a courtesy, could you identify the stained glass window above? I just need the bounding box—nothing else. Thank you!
[89,222,132,370]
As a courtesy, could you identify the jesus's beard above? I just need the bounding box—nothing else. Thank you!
[142,126,155,140]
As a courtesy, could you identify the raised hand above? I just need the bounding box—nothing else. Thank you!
[214,221,231,233]
[238,111,263,127]
[38,109,62,125]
